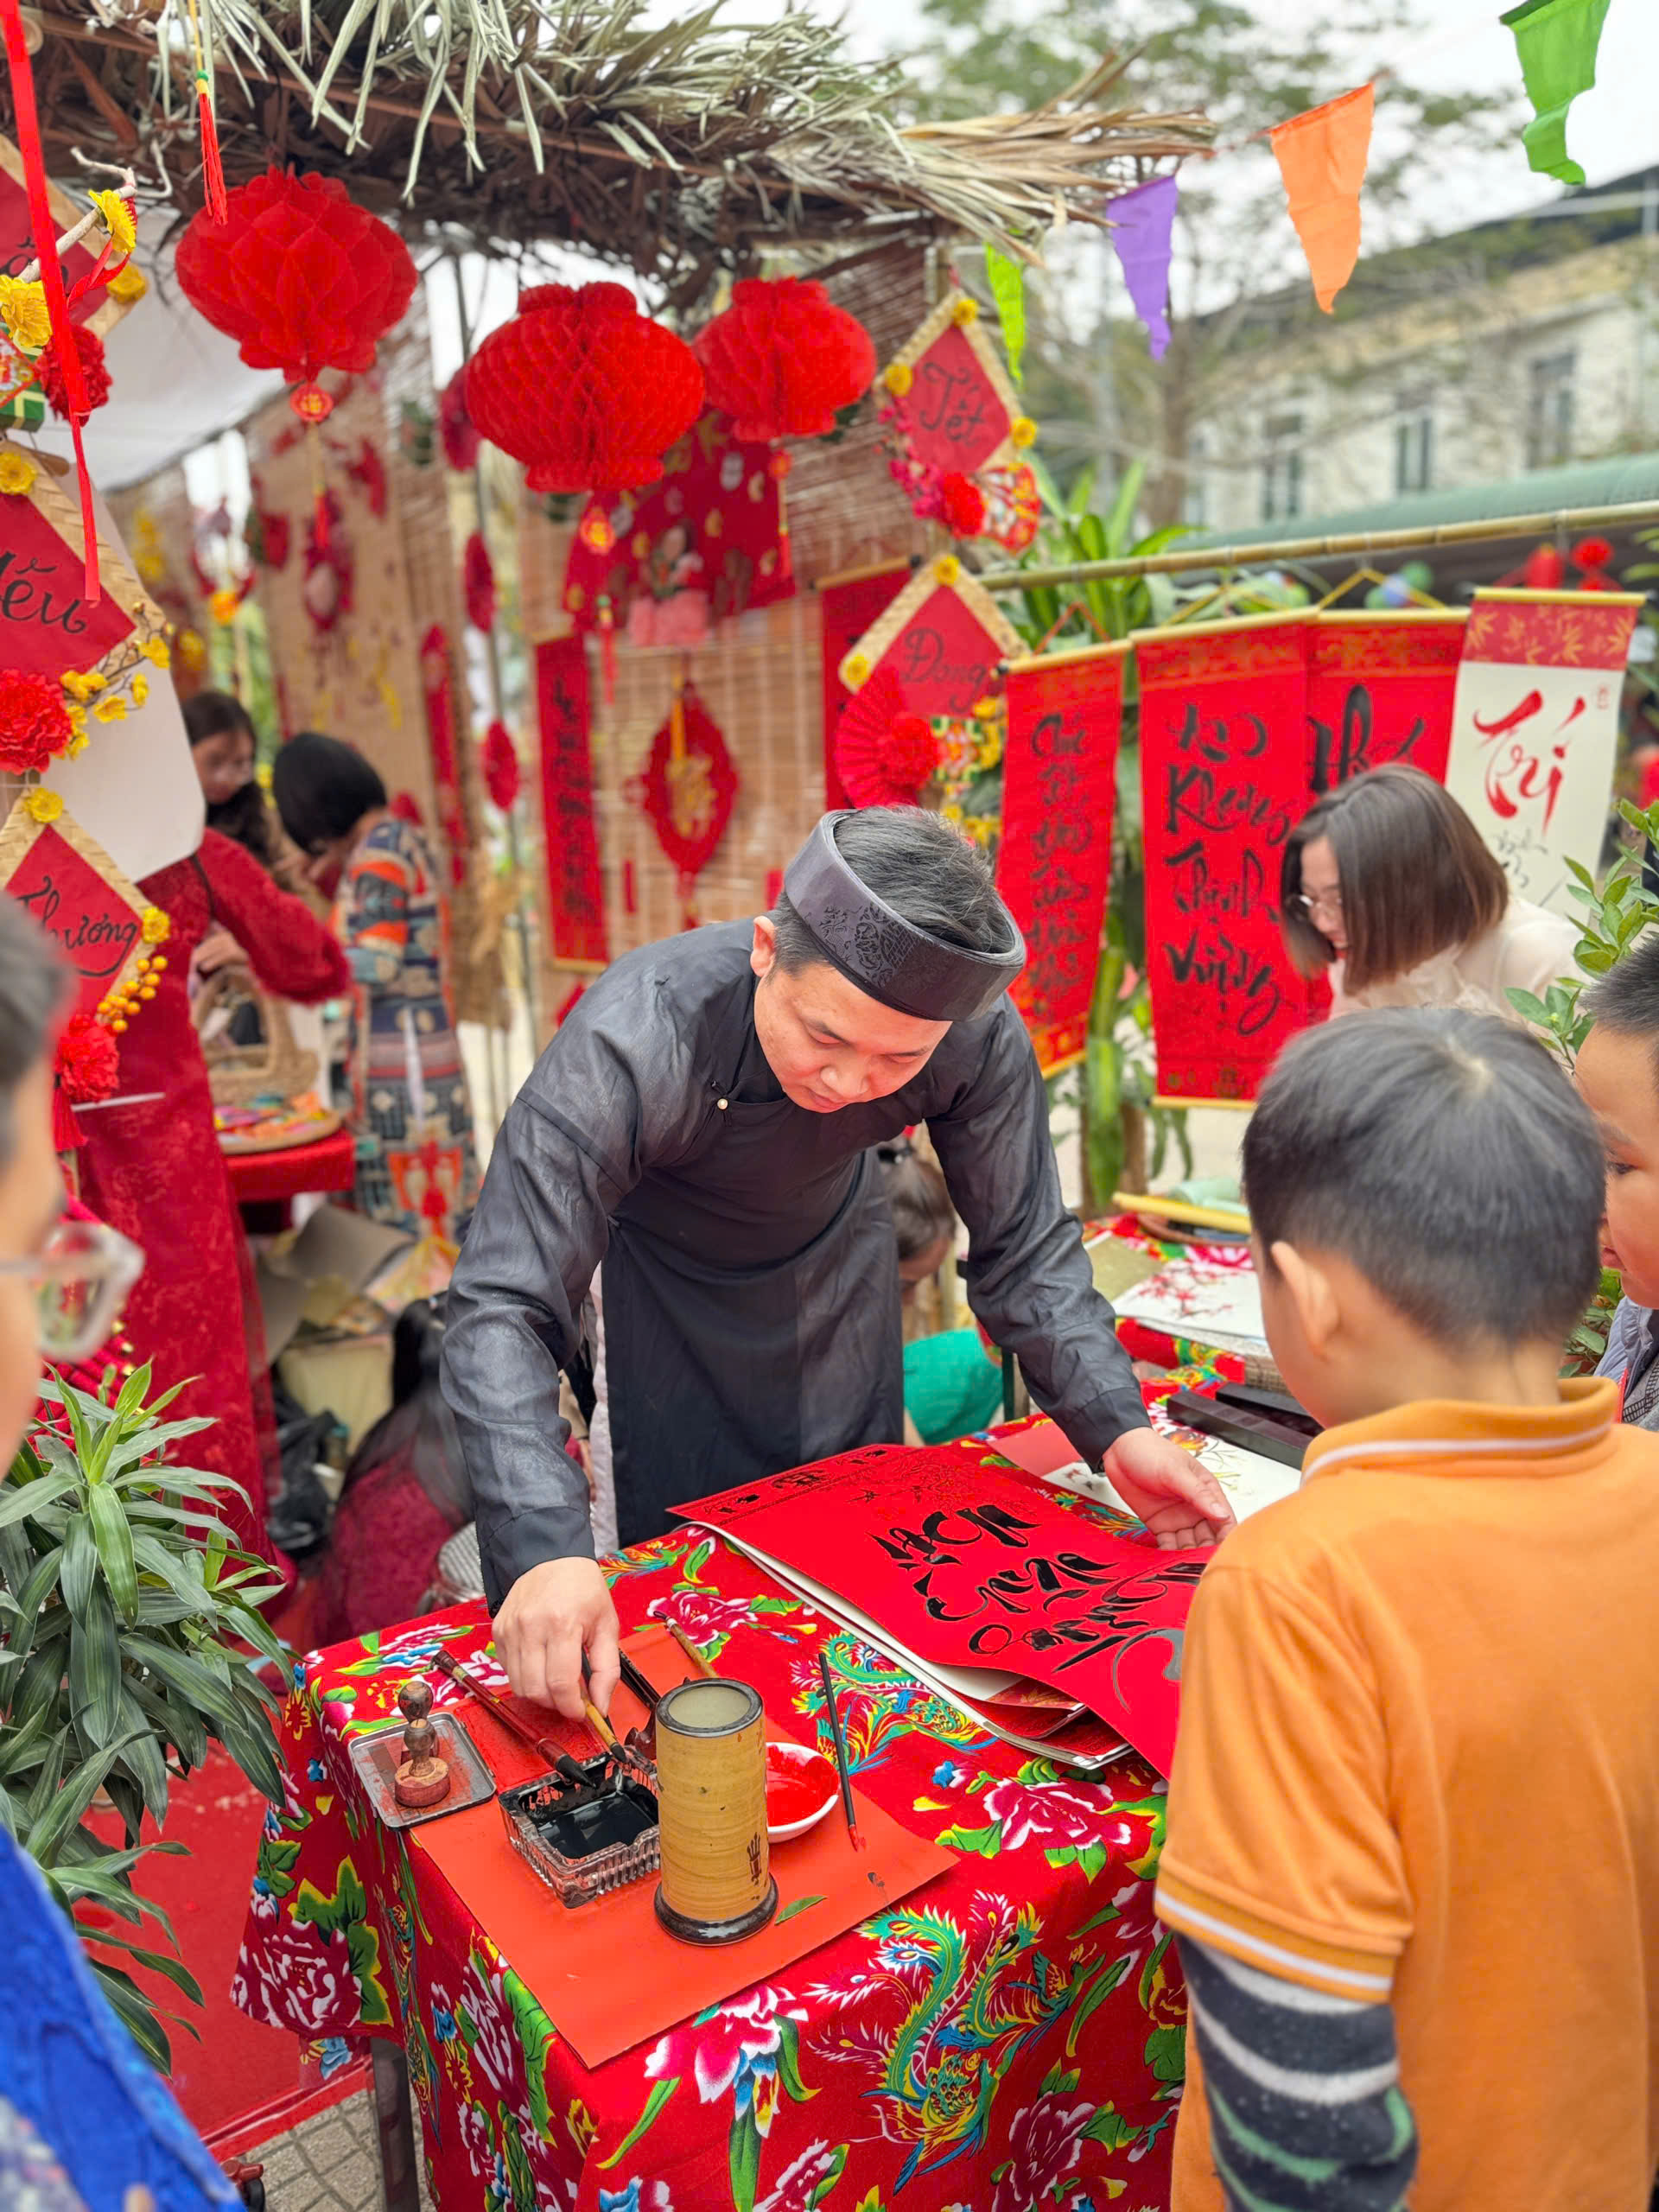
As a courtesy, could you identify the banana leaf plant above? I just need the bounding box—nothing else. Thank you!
[0,1365,287,2069]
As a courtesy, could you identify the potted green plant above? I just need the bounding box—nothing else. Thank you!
[0,1363,286,2068]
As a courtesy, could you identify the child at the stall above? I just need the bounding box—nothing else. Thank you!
[1155,1008,1659,2212]
[876,1136,1002,1445]
[1573,932,1659,1427]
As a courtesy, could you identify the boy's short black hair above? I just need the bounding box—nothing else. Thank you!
[1244,1009,1602,1348]
[270,730,388,856]
[1583,932,1659,1078]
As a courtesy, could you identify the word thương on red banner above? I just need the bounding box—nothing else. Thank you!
[1137,613,1325,1102]
[536,634,608,968]
[999,644,1126,1075]
[675,1442,1208,1777]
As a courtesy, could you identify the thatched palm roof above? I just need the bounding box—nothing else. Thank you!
[16,2,1211,300]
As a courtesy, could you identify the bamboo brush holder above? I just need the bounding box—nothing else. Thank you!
[652,1678,777,1946]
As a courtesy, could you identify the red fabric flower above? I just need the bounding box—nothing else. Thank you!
[834,670,942,807]
[692,277,875,443]
[940,471,988,540]
[465,283,704,494]
[0,669,73,774]
[175,168,417,386]
[38,324,111,419]
[1573,536,1614,571]
[439,371,479,472]
[55,1011,118,1103]
[463,530,496,633]
[481,721,520,812]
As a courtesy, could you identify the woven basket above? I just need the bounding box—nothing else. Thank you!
[195,966,319,1108]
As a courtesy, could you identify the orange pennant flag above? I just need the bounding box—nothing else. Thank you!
[1270,82,1375,313]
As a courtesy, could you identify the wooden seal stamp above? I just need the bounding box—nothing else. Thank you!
[392,1677,451,1809]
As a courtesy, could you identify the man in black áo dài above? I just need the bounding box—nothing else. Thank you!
[442,807,1232,1714]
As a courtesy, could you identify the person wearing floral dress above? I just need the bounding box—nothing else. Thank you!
[272,731,479,1237]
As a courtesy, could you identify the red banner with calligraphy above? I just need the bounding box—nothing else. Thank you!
[1138,615,1325,1102]
[418,623,467,890]
[999,645,1125,1075]
[1306,610,1465,793]
[675,1443,1206,1777]
[536,635,609,969]
[818,563,911,810]
[1442,588,1643,916]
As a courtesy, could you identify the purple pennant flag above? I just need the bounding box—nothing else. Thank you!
[1107,175,1179,362]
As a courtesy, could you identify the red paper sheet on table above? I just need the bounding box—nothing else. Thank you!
[819,563,911,810]
[1306,611,1465,793]
[1000,644,1126,1075]
[1137,614,1324,1102]
[535,635,608,967]
[416,1622,954,2069]
[675,1445,1210,1775]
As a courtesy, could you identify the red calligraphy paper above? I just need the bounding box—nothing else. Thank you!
[535,635,608,968]
[0,802,148,1022]
[839,556,1023,727]
[418,623,467,890]
[1138,614,1324,1102]
[819,563,910,810]
[1306,611,1465,793]
[1442,588,1643,914]
[676,1444,1210,1776]
[560,410,793,641]
[1000,645,1125,1075]
[0,490,135,677]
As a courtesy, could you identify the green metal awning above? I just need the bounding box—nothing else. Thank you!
[1187,451,1659,556]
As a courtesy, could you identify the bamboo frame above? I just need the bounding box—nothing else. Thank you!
[1005,637,1130,675]
[977,499,1659,591]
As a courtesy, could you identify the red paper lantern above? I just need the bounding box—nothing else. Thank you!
[1522,543,1565,590]
[482,719,520,812]
[693,277,875,443]
[465,283,704,494]
[175,168,417,403]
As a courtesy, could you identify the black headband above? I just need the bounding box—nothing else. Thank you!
[781,813,1026,1023]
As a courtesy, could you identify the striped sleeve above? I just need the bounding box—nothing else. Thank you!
[340,844,410,988]
[1178,1936,1417,2212]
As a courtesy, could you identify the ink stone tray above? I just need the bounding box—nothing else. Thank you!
[348,1712,498,1830]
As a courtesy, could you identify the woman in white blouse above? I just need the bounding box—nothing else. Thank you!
[1281,764,1580,1019]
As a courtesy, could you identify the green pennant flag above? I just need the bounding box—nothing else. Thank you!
[1501,0,1612,187]
[984,245,1027,385]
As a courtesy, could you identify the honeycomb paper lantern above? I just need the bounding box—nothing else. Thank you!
[175,168,417,395]
[465,283,704,494]
[693,276,875,442]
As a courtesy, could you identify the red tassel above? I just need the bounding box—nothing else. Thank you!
[315,483,331,551]
[198,79,229,224]
[52,1078,82,1154]
[599,609,617,705]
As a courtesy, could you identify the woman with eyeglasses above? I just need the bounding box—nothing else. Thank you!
[73,816,350,1574]
[1281,763,1580,1023]
[184,690,312,903]
[271,730,479,1238]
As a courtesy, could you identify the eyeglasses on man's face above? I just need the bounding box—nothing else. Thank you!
[0,1217,145,1363]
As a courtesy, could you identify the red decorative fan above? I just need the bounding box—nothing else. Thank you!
[833,666,943,807]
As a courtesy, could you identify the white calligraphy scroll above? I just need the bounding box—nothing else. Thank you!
[1442,588,1642,916]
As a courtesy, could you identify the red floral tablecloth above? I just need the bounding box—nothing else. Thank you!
[233,1520,1185,2212]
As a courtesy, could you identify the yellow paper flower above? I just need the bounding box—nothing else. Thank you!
[882,361,912,397]
[972,695,997,720]
[130,671,149,708]
[90,191,137,261]
[93,695,128,724]
[0,276,48,353]
[140,906,170,945]
[1009,416,1038,449]
[67,732,89,759]
[109,264,148,306]
[209,588,240,627]
[951,296,980,327]
[843,653,871,686]
[141,635,171,669]
[23,787,62,823]
[61,670,105,702]
[934,554,962,586]
[179,631,207,673]
[0,451,35,497]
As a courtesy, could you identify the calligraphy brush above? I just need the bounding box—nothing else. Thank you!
[817,1649,864,1853]
[430,1649,587,1784]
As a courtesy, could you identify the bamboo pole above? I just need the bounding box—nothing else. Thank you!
[976,499,1659,591]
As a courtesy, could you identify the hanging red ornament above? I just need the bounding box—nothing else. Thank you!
[1522,543,1565,590]
[481,719,520,812]
[175,168,417,408]
[939,471,988,542]
[634,682,738,886]
[465,283,704,494]
[52,1009,119,1151]
[834,668,943,807]
[1573,536,1614,570]
[693,278,875,443]
[463,530,496,632]
[347,437,388,518]
[36,324,111,420]
[0,669,74,775]
[440,370,480,472]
